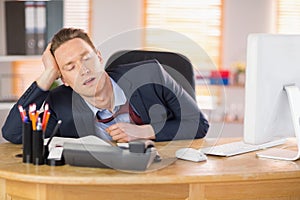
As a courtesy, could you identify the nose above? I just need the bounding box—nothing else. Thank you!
[78,60,90,75]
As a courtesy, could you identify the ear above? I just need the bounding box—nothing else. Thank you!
[96,50,103,64]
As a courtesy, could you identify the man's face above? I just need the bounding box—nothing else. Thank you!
[54,38,105,97]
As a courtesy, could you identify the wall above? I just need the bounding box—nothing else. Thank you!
[0,103,13,143]
[222,0,276,68]
[91,0,143,61]
[0,62,13,99]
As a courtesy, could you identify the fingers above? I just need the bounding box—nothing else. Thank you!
[106,124,122,136]
[42,43,52,59]
[106,123,148,142]
[113,133,127,142]
[108,127,123,138]
[109,130,128,142]
[46,43,51,51]
[106,123,129,142]
[116,138,128,143]
[42,43,61,77]
[106,123,121,134]
[37,43,62,90]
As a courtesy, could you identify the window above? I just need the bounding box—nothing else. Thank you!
[64,0,91,33]
[277,0,300,34]
[144,0,223,69]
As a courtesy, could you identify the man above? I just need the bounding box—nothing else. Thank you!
[2,28,209,144]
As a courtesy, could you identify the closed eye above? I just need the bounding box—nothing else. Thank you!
[65,64,75,71]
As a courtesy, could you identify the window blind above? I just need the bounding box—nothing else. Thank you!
[277,0,300,34]
[144,0,223,69]
[64,0,90,33]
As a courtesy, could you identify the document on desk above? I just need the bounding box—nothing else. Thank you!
[45,135,111,151]
[44,135,112,160]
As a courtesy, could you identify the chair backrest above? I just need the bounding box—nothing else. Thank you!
[105,50,195,100]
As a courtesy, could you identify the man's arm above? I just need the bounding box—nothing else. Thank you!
[1,82,49,143]
[150,63,209,141]
[1,44,61,144]
[106,59,209,142]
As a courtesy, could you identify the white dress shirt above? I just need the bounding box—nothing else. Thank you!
[85,78,130,140]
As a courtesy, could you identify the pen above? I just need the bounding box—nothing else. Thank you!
[18,105,26,122]
[23,115,29,123]
[42,103,49,130]
[46,120,62,147]
[37,117,42,131]
[43,111,51,132]
[29,104,35,121]
[31,112,37,130]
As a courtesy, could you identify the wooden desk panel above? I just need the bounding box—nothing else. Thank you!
[5,180,189,200]
[0,138,300,200]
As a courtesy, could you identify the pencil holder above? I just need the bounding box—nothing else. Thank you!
[22,121,32,163]
[32,130,45,165]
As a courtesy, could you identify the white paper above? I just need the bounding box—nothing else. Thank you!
[45,135,111,152]
[47,146,63,160]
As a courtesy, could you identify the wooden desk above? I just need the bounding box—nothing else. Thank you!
[0,138,300,200]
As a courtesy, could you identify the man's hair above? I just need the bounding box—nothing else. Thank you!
[50,28,96,55]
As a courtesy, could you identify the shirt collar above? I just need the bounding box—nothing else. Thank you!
[85,78,127,116]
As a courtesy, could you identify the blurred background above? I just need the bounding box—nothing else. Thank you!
[0,0,299,140]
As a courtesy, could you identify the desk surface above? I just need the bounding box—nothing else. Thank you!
[0,138,300,200]
[0,138,299,184]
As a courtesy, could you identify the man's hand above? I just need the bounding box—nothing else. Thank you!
[106,123,155,143]
[36,43,61,91]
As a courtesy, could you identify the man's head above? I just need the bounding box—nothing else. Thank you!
[50,28,106,98]
[50,28,96,55]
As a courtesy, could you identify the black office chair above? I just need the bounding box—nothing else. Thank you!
[105,50,196,100]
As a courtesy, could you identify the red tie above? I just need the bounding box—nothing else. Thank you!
[96,102,144,125]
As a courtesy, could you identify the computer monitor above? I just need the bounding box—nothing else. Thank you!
[243,34,300,160]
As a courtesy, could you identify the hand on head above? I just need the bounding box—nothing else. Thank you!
[36,43,61,91]
[43,43,61,78]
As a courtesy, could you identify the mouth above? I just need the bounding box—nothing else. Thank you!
[83,77,96,85]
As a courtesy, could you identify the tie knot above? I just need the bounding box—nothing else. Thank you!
[96,103,129,124]
[95,102,144,125]
[96,110,114,123]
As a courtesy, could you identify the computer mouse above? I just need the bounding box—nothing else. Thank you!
[175,147,207,162]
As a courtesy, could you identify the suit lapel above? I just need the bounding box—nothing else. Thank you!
[129,91,149,123]
[71,91,96,137]
[109,72,150,123]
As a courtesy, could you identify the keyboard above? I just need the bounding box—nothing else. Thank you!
[200,139,286,157]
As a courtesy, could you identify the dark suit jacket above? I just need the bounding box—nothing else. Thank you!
[2,59,209,144]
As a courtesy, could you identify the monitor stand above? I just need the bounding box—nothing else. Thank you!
[257,85,300,161]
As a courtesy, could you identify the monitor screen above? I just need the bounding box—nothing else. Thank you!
[244,34,300,145]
